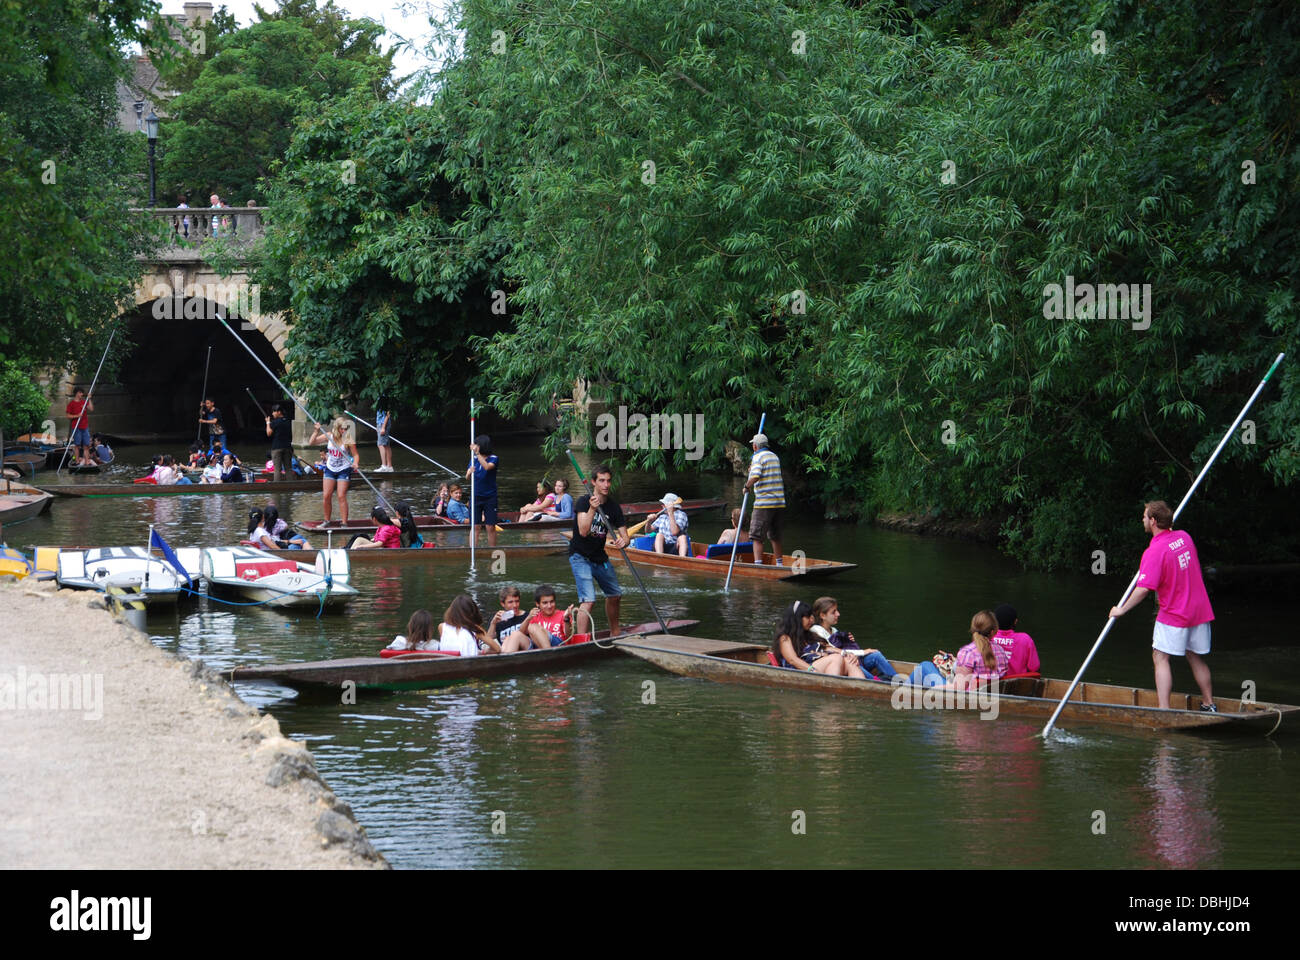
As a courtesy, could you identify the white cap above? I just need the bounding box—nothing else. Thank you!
[659,493,681,506]
[750,433,768,445]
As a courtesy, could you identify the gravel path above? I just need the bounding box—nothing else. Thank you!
[0,578,386,869]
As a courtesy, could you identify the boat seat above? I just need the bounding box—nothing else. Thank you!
[632,534,692,552]
[766,651,780,667]
[378,648,460,659]
[703,542,755,559]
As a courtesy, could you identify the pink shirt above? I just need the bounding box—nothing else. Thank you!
[1137,529,1214,627]
[956,641,1010,680]
[374,524,401,548]
[992,630,1040,674]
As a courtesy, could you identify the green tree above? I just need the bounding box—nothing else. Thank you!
[0,359,51,439]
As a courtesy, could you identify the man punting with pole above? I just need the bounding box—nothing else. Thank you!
[567,460,632,636]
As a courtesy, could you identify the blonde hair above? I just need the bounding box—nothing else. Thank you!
[970,610,999,671]
[330,420,348,444]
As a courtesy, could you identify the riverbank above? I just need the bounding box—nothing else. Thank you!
[0,578,386,869]
[873,509,1001,542]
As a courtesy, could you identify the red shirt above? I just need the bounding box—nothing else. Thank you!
[374,524,401,548]
[66,399,89,430]
[528,609,568,642]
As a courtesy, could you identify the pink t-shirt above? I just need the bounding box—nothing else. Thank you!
[955,641,1010,680]
[991,630,1040,674]
[374,523,401,548]
[1137,529,1215,628]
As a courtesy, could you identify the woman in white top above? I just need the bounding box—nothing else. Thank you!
[200,457,222,484]
[386,609,436,651]
[307,419,359,526]
[438,594,488,657]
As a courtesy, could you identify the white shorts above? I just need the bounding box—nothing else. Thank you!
[1152,620,1211,656]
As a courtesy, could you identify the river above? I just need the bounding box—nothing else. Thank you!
[9,437,1299,868]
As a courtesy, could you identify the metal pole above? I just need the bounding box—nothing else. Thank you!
[469,398,476,572]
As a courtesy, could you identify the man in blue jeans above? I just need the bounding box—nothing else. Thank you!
[569,464,630,636]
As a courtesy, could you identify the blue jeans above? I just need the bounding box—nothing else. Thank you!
[175,475,193,485]
[908,661,948,687]
[569,553,622,603]
[854,650,896,679]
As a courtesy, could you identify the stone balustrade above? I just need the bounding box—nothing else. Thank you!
[133,206,265,257]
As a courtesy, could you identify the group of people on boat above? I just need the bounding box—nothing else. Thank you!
[387,583,588,657]
[245,505,312,550]
[772,597,1041,689]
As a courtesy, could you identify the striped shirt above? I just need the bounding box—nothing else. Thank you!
[747,448,785,509]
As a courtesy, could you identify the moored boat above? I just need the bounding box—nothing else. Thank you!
[201,545,359,609]
[296,497,728,533]
[51,545,202,603]
[37,469,430,498]
[0,479,53,525]
[612,536,856,581]
[251,541,571,564]
[230,618,700,691]
[612,635,1299,735]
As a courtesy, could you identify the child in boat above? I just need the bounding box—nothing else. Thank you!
[264,504,311,549]
[716,508,743,545]
[809,596,901,681]
[445,483,470,522]
[524,584,576,649]
[431,483,451,518]
[487,585,531,653]
[518,480,557,520]
[393,501,424,547]
[387,609,436,651]
[246,508,278,550]
[907,610,1010,688]
[439,594,487,657]
[347,506,402,549]
[772,600,852,675]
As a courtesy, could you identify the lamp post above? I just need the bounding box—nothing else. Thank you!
[145,110,159,208]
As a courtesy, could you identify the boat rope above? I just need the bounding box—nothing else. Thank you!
[1263,705,1283,737]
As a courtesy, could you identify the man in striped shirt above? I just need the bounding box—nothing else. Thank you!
[745,433,785,566]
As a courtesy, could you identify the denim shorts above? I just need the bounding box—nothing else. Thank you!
[72,427,91,447]
[569,553,622,603]
[323,467,352,481]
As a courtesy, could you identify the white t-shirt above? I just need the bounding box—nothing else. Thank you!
[155,466,179,485]
[201,463,222,483]
[325,439,350,472]
[386,634,436,651]
[251,525,274,547]
[438,623,480,657]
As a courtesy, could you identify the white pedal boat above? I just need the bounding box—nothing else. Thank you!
[200,546,358,609]
[54,545,202,603]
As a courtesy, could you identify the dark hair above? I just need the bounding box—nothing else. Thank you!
[247,508,264,536]
[993,603,1018,630]
[393,501,418,542]
[270,403,282,415]
[151,454,161,465]
[593,463,613,480]
[1144,500,1173,530]
[773,600,814,656]
[474,434,494,456]
[263,504,281,530]
[371,506,393,526]
[406,609,434,649]
[162,454,173,467]
[534,583,557,604]
[442,594,484,638]
[73,388,85,397]
[189,444,200,454]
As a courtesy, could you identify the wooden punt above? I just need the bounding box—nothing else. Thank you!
[296,497,728,533]
[612,635,1300,735]
[612,544,855,581]
[2,452,45,476]
[37,470,430,497]
[229,618,700,692]
[0,480,53,525]
[253,541,572,564]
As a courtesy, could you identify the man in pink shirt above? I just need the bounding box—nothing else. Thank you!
[991,603,1041,675]
[1108,500,1216,711]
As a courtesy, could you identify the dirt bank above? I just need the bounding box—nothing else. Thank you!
[0,577,386,869]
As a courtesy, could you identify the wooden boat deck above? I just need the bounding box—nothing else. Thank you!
[613,635,1299,735]
[0,480,53,524]
[612,546,855,581]
[297,498,728,532]
[38,470,430,497]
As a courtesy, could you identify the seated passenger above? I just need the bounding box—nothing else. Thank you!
[431,482,452,518]
[199,456,222,484]
[219,452,243,483]
[438,594,487,657]
[772,600,851,676]
[809,596,901,681]
[991,603,1041,675]
[346,506,401,549]
[246,508,279,550]
[264,504,311,549]
[445,483,470,522]
[487,586,531,654]
[716,508,743,545]
[387,609,436,651]
[543,478,575,519]
[518,480,557,521]
[393,501,424,547]
[91,435,115,465]
[908,610,1010,688]
[155,454,193,485]
[523,584,575,649]
[647,492,689,556]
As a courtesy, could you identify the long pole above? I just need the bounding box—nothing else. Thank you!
[244,386,268,420]
[724,412,766,591]
[1041,351,1286,740]
[469,398,476,572]
[194,345,212,447]
[57,327,116,476]
[567,451,669,635]
[345,409,458,476]
[213,315,393,513]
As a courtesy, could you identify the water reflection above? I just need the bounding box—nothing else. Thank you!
[1136,741,1221,869]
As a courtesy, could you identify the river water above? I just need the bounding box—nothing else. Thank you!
[9,438,1299,868]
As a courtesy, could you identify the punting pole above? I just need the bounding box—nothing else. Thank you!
[194,345,213,447]
[244,386,268,419]
[724,412,766,592]
[213,315,393,514]
[1041,352,1286,741]
[345,409,458,476]
[567,451,669,635]
[469,398,476,571]
[56,327,116,476]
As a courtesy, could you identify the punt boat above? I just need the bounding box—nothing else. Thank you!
[52,545,202,603]
[37,469,430,497]
[2,452,45,477]
[295,497,728,533]
[0,479,53,525]
[612,536,856,581]
[229,618,700,692]
[201,545,359,609]
[249,541,572,564]
[612,635,1299,735]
